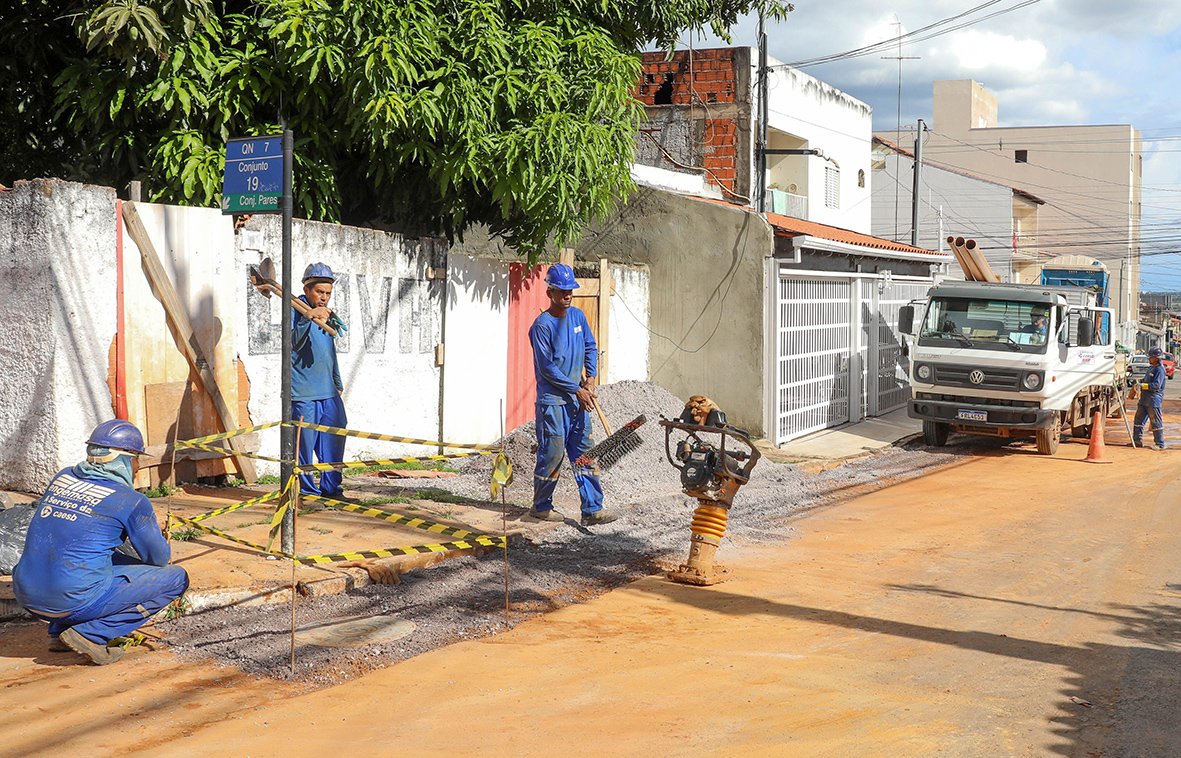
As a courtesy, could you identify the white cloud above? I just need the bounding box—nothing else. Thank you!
[944,30,1046,72]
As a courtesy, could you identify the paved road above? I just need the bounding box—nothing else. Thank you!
[3,403,1179,756]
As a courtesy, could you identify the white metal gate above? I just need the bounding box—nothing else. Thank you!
[774,277,853,442]
[775,271,932,445]
[861,279,932,416]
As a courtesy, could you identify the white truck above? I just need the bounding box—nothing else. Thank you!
[898,280,1118,455]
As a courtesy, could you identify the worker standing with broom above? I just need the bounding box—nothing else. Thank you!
[528,264,618,526]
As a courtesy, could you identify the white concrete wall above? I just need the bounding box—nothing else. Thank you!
[442,254,509,444]
[759,60,874,233]
[0,181,654,489]
[630,163,722,200]
[608,264,650,382]
[0,180,118,492]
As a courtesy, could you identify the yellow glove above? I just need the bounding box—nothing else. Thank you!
[1141,382,1150,391]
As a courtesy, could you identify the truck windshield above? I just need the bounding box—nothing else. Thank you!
[919,297,1052,354]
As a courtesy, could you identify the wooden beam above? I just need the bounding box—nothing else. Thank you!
[597,259,611,383]
[558,248,575,267]
[122,202,258,482]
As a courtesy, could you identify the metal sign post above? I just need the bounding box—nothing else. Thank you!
[279,129,295,553]
[222,131,295,552]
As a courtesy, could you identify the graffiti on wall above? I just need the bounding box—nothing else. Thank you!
[246,271,440,356]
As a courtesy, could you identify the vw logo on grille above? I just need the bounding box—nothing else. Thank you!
[968,369,986,385]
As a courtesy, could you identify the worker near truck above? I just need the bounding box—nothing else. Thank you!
[528,263,617,526]
[292,262,348,498]
[12,420,189,665]
[1132,347,1167,450]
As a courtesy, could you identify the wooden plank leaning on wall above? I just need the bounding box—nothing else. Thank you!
[121,201,258,483]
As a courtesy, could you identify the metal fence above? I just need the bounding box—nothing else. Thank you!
[774,270,932,444]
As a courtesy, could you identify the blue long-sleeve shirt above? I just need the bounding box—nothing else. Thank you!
[1139,363,1166,407]
[529,307,597,406]
[13,467,171,615]
[292,294,342,402]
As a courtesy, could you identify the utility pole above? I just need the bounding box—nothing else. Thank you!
[756,9,769,214]
[911,119,925,247]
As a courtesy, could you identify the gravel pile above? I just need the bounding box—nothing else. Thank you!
[161,381,977,683]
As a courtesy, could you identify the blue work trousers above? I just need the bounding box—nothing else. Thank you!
[1133,400,1165,447]
[33,557,189,645]
[292,395,347,497]
[533,402,604,516]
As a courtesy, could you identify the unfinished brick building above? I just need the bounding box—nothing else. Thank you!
[634,48,754,204]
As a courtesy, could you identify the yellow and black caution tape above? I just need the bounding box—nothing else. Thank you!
[490,451,514,499]
[174,421,284,447]
[171,513,293,559]
[188,489,282,523]
[295,450,496,473]
[302,494,479,539]
[266,473,299,550]
[291,421,499,451]
[295,534,505,566]
[171,440,285,463]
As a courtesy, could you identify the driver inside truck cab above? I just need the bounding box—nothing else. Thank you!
[1020,306,1049,342]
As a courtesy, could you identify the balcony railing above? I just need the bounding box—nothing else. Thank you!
[768,189,808,218]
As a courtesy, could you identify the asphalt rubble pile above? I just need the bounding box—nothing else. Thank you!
[162,380,969,683]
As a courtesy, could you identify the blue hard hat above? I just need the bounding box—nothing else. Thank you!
[86,419,146,456]
[302,262,336,284]
[1149,347,1164,358]
[544,264,579,290]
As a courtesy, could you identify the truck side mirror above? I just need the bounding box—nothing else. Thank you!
[1077,317,1094,348]
[898,305,914,335]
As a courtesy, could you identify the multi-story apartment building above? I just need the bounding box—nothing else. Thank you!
[892,80,1142,325]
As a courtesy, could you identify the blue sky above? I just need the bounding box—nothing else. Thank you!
[694,0,1181,290]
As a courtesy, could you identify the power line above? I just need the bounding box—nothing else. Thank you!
[774,0,1039,69]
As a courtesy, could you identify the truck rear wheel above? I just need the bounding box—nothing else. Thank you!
[1036,416,1062,455]
[923,420,949,447]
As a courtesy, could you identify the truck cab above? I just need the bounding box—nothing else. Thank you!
[898,281,1117,455]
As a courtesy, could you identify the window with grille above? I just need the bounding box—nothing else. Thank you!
[824,166,840,208]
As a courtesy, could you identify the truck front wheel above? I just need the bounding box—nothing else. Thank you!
[923,420,950,447]
[1036,416,1062,455]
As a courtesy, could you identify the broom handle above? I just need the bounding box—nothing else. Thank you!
[592,397,614,437]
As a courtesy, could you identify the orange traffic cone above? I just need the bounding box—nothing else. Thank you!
[1083,409,1112,464]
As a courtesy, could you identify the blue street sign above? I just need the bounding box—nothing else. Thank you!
[221,135,284,214]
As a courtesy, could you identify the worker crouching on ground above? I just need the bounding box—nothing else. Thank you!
[1132,346,1167,450]
[528,263,617,526]
[293,262,348,498]
[12,420,189,665]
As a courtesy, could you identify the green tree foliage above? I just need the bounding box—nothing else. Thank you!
[1,0,790,256]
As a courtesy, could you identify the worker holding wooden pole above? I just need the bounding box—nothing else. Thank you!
[290,263,349,499]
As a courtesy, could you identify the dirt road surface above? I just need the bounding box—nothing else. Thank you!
[4,410,1180,755]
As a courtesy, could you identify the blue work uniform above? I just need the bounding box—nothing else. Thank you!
[529,307,604,516]
[291,294,347,497]
[1133,362,1167,447]
[12,468,188,645]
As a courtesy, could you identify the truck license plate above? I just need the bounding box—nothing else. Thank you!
[956,409,987,422]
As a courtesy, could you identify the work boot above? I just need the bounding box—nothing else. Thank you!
[60,628,125,666]
[1155,443,1168,451]
[48,636,70,653]
[580,510,619,527]
[528,507,565,522]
